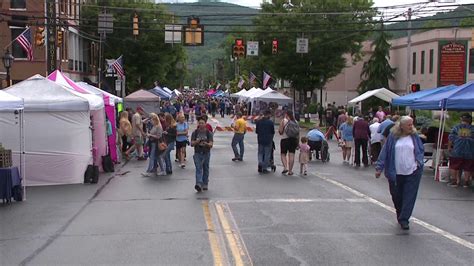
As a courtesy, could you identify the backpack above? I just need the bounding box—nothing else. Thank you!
[285,120,300,138]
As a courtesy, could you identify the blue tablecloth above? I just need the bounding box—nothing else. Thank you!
[0,167,21,203]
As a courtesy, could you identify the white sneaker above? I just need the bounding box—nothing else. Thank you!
[141,172,152,177]
[156,171,166,176]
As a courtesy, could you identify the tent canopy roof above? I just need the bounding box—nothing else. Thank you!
[348,88,399,104]
[255,90,292,104]
[5,75,90,111]
[411,81,474,110]
[149,86,171,100]
[392,85,455,106]
[47,70,104,110]
[125,89,161,102]
[0,90,24,110]
[76,82,123,105]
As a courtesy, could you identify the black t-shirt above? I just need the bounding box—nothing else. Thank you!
[191,129,213,153]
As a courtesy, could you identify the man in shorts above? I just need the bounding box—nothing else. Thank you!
[448,113,474,187]
[131,107,146,160]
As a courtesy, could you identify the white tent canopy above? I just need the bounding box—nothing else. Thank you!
[3,75,92,186]
[249,88,273,100]
[77,82,123,106]
[242,88,264,99]
[255,90,293,104]
[230,88,247,98]
[0,90,24,110]
[348,88,399,104]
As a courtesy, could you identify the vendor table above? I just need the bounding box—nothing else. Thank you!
[0,167,22,203]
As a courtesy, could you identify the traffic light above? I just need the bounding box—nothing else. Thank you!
[232,39,245,59]
[411,83,420,93]
[57,31,63,45]
[133,13,139,36]
[35,26,45,46]
[272,39,278,54]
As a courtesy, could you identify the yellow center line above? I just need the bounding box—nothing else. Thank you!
[215,202,246,266]
[202,201,225,266]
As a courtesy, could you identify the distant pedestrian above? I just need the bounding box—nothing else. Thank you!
[369,118,383,164]
[339,116,354,164]
[191,119,214,192]
[353,116,371,167]
[375,116,424,230]
[163,114,177,175]
[299,136,310,176]
[256,110,275,173]
[130,107,146,160]
[176,114,189,168]
[279,110,298,175]
[306,125,325,161]
[231,112,247,162]
[142,113,165,177]
[375,106,386,122]
[447,113,474,187]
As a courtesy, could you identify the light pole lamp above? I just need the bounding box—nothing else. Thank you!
[3,49,14,87]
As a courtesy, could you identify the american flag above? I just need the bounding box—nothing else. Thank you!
[263,71,272,89]
[237,76,245,88]
[249,72,256,85]
[112,55,124,79]
[15,27,33,61]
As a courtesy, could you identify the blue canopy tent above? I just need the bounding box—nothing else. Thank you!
[149,86,172,100]
[392,85,456,107]
[410,82,474,110]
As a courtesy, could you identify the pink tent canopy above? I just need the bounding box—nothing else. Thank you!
[207,89,216,96]
[47,70,108,171]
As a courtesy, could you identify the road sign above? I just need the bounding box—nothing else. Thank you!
[115,79,122,91]
[165,25,182,44]
[296,38,308,53]
[98,13,114,34]
[247,41,259,56]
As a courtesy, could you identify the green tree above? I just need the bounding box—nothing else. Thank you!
[357,27,396,111]
[248,0,375,108]
[81,1,186,92]
[460,17,474,27]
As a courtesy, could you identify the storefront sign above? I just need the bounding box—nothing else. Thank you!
[438,41,467,86]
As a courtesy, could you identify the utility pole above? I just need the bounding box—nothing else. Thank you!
[406,8,412,94]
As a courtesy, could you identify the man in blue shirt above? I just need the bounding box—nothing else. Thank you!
[448,113,474,187]
[256,110,275,173]
[307,125,325,160]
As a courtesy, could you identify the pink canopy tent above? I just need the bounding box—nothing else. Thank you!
[77,82,122,163]
[207,89,216,96]
[47,70,108,171]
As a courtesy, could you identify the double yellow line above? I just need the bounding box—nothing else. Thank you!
[203,201,252,266]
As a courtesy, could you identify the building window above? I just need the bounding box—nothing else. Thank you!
[10,0,26,9]
[429,49,434,74]
[421,51,425,75]
[10,27,27,59]
[412,52,416,75]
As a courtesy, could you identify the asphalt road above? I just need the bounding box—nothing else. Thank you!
[1,116,473,265]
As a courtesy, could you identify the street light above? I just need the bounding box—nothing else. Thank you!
[2,49,14,87]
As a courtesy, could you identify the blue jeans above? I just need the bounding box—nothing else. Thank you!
[194,152,210,186]
[231,133,245,159]
[164,142,175,173]
[388,167,422,225]
[146,143,158,172]
[258,144,272,170]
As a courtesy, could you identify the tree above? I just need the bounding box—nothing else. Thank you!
[357,26,396,111]
[248,0,375,109]
[81,1,187,92]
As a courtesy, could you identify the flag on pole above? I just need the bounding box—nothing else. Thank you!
[216,83,221,90]
[263,71,272,89]
[15,27,33,61]
[112,55,124,79]
[237,76,245,88]
[249,72,256,85]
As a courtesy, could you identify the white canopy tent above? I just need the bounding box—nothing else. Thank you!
[2,75,93,186]
[0,90,25,199]
[241,88,264,100]
[230,88,247,98]
[348,88,399,104]
[248,88,273,101]
[254,90,293,104]
[76,82,123,106]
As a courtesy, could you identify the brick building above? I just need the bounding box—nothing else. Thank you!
[0,0,97,88]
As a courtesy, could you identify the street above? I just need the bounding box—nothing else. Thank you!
[1,116,473,265]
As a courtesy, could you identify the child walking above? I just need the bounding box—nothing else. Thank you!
[299,136,310,175]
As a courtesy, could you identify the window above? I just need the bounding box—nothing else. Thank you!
[412,52,416,75]
[429,49,434,74]
[10,0,26,9]
[421,51,425,75]
[469,49,474,74]
[10,27,27,59]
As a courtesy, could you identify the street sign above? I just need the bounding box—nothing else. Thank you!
[247,41,259,56]
[306,91,311,98]
[165,25,182,44]
[296,38,308,53]
[115,79,122,91]
[98,13,114,34]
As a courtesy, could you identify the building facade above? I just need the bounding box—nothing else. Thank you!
[324,28,474,107]
[0,0,98,88]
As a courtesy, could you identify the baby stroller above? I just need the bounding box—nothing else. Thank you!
[258,141,277,172]
[320,140,330,163]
